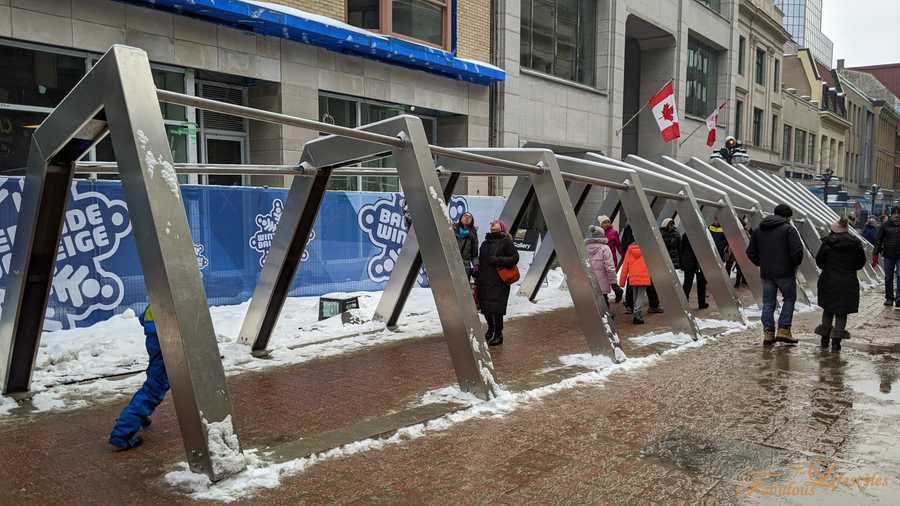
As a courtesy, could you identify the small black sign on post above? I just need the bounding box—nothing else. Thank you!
[512,229,541,252]
[318,294,361,321]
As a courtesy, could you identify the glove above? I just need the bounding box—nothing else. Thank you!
[872,255,879,268]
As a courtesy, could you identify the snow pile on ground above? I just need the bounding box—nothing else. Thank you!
[416,386,483,407]
[696,317,750,335]
[629,332,695,347]
[203,415,247,478]
[0,396,17,416]
[166,336,710,503]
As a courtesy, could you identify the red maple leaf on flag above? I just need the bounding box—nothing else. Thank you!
[661,103,674,122]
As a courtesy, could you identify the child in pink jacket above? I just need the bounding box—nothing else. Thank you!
[585,226,617,306]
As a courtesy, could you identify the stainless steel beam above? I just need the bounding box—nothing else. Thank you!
[0,46,243,481]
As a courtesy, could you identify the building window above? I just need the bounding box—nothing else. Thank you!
[696,0,722,13]
[794,129,806,163]
[347,0,450,49]
[734,100,743,140]
[738,36,745,76]
[686,37,719,117]
[773,59,780,92]
[807,134,815,165]
[771,114,778,151]
[319,93,438,191]
[755,48,765,86]
[520,0,597,86]
[782,125,792,161]
[752,107,763,146]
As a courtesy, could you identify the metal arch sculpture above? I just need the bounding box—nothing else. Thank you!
[0,46,243,481]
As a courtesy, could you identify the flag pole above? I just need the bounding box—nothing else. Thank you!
[615,78,674,136]
[677,101,728,147]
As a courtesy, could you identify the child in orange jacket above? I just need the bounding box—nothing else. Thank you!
[619,243,652,324]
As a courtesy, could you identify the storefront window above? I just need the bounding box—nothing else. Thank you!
[318,93,438,192]
[0,45,85,109]
[686,37,719,117]
[520,0,597,86]
[0,110,47,171]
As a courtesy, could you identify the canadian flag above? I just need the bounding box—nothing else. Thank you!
[649,81,680,143]
[705,107,718,147]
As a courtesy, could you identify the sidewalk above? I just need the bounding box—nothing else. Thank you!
[2,290,899,504]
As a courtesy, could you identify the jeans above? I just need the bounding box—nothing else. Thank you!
[761,277,797,330]
[885,256,900,301]
[682,268,707,306]
[109,332,170,446]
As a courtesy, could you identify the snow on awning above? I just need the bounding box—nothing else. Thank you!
[115,0,506,85]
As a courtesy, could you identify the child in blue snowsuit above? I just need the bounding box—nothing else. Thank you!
[109,307,169,450]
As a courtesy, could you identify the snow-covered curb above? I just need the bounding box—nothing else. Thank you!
[165,333,710,502]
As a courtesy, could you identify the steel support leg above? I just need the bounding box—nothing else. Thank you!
[238,171,331,351]
[519,182,591,301]
[0,46,242,480]
[618,184,700,338]
[372,173,460,328]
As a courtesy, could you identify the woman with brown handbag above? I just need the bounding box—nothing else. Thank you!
[476,219,519,346]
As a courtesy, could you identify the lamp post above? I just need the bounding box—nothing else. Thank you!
[821,168,834,204]
[870,184,880,217]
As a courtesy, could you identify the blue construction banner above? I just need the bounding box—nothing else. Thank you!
[0,177,504,331]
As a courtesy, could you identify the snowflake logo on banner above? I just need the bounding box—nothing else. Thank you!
[249,199,313,267]
[358,194,468,285]
[0,178,132,330]
[194,243,209,271]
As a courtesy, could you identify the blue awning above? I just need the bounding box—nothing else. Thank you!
[115,0,505,85]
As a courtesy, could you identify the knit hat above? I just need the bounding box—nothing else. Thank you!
[598,215,611,226]
[660,218,675,229]
[773,204,793,218]
[589,225,604,238]
[490,219,508,233]
[830,218,849,233]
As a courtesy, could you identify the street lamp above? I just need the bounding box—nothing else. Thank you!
[821,168,834,204]
[870,184,881,217]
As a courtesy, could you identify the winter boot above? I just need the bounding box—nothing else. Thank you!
[830,328,851,341]
[142,417,152,429]
[895,299,900,309]
[763,329,776,346]
[831,338,842,352]
[814,325,832,348]
[698,302,710,310]
[885,298,895,307]
[649,307,664,314]
[487,333,503,346]
[110,434,143,452]
[633,311,645,325]
[776,327,798,345]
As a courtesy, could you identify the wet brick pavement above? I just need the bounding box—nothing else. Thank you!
[2,289,900,504]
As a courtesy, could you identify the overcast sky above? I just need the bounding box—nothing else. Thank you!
[821,0,900,67]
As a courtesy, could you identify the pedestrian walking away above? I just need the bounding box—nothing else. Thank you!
[598,215,623,303]
[454,212,479,281]
[585,226,617,308]
[862,217,880,245]
[109,306,169,451]
[619,243,653,325]
[660,218,681,270]
[814,217,867,351]
[873,207,900,308]
[476,219,519,346]
[746,203,805,346]
[680,233,709,310]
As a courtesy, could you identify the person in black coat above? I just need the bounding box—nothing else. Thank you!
[453,212,479,281]
[679,234,708,310]
[476,219,519,346]
[814,217,867,351]
[873,207,900,307]
[746,204,805,345]
[660,218,681,270]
